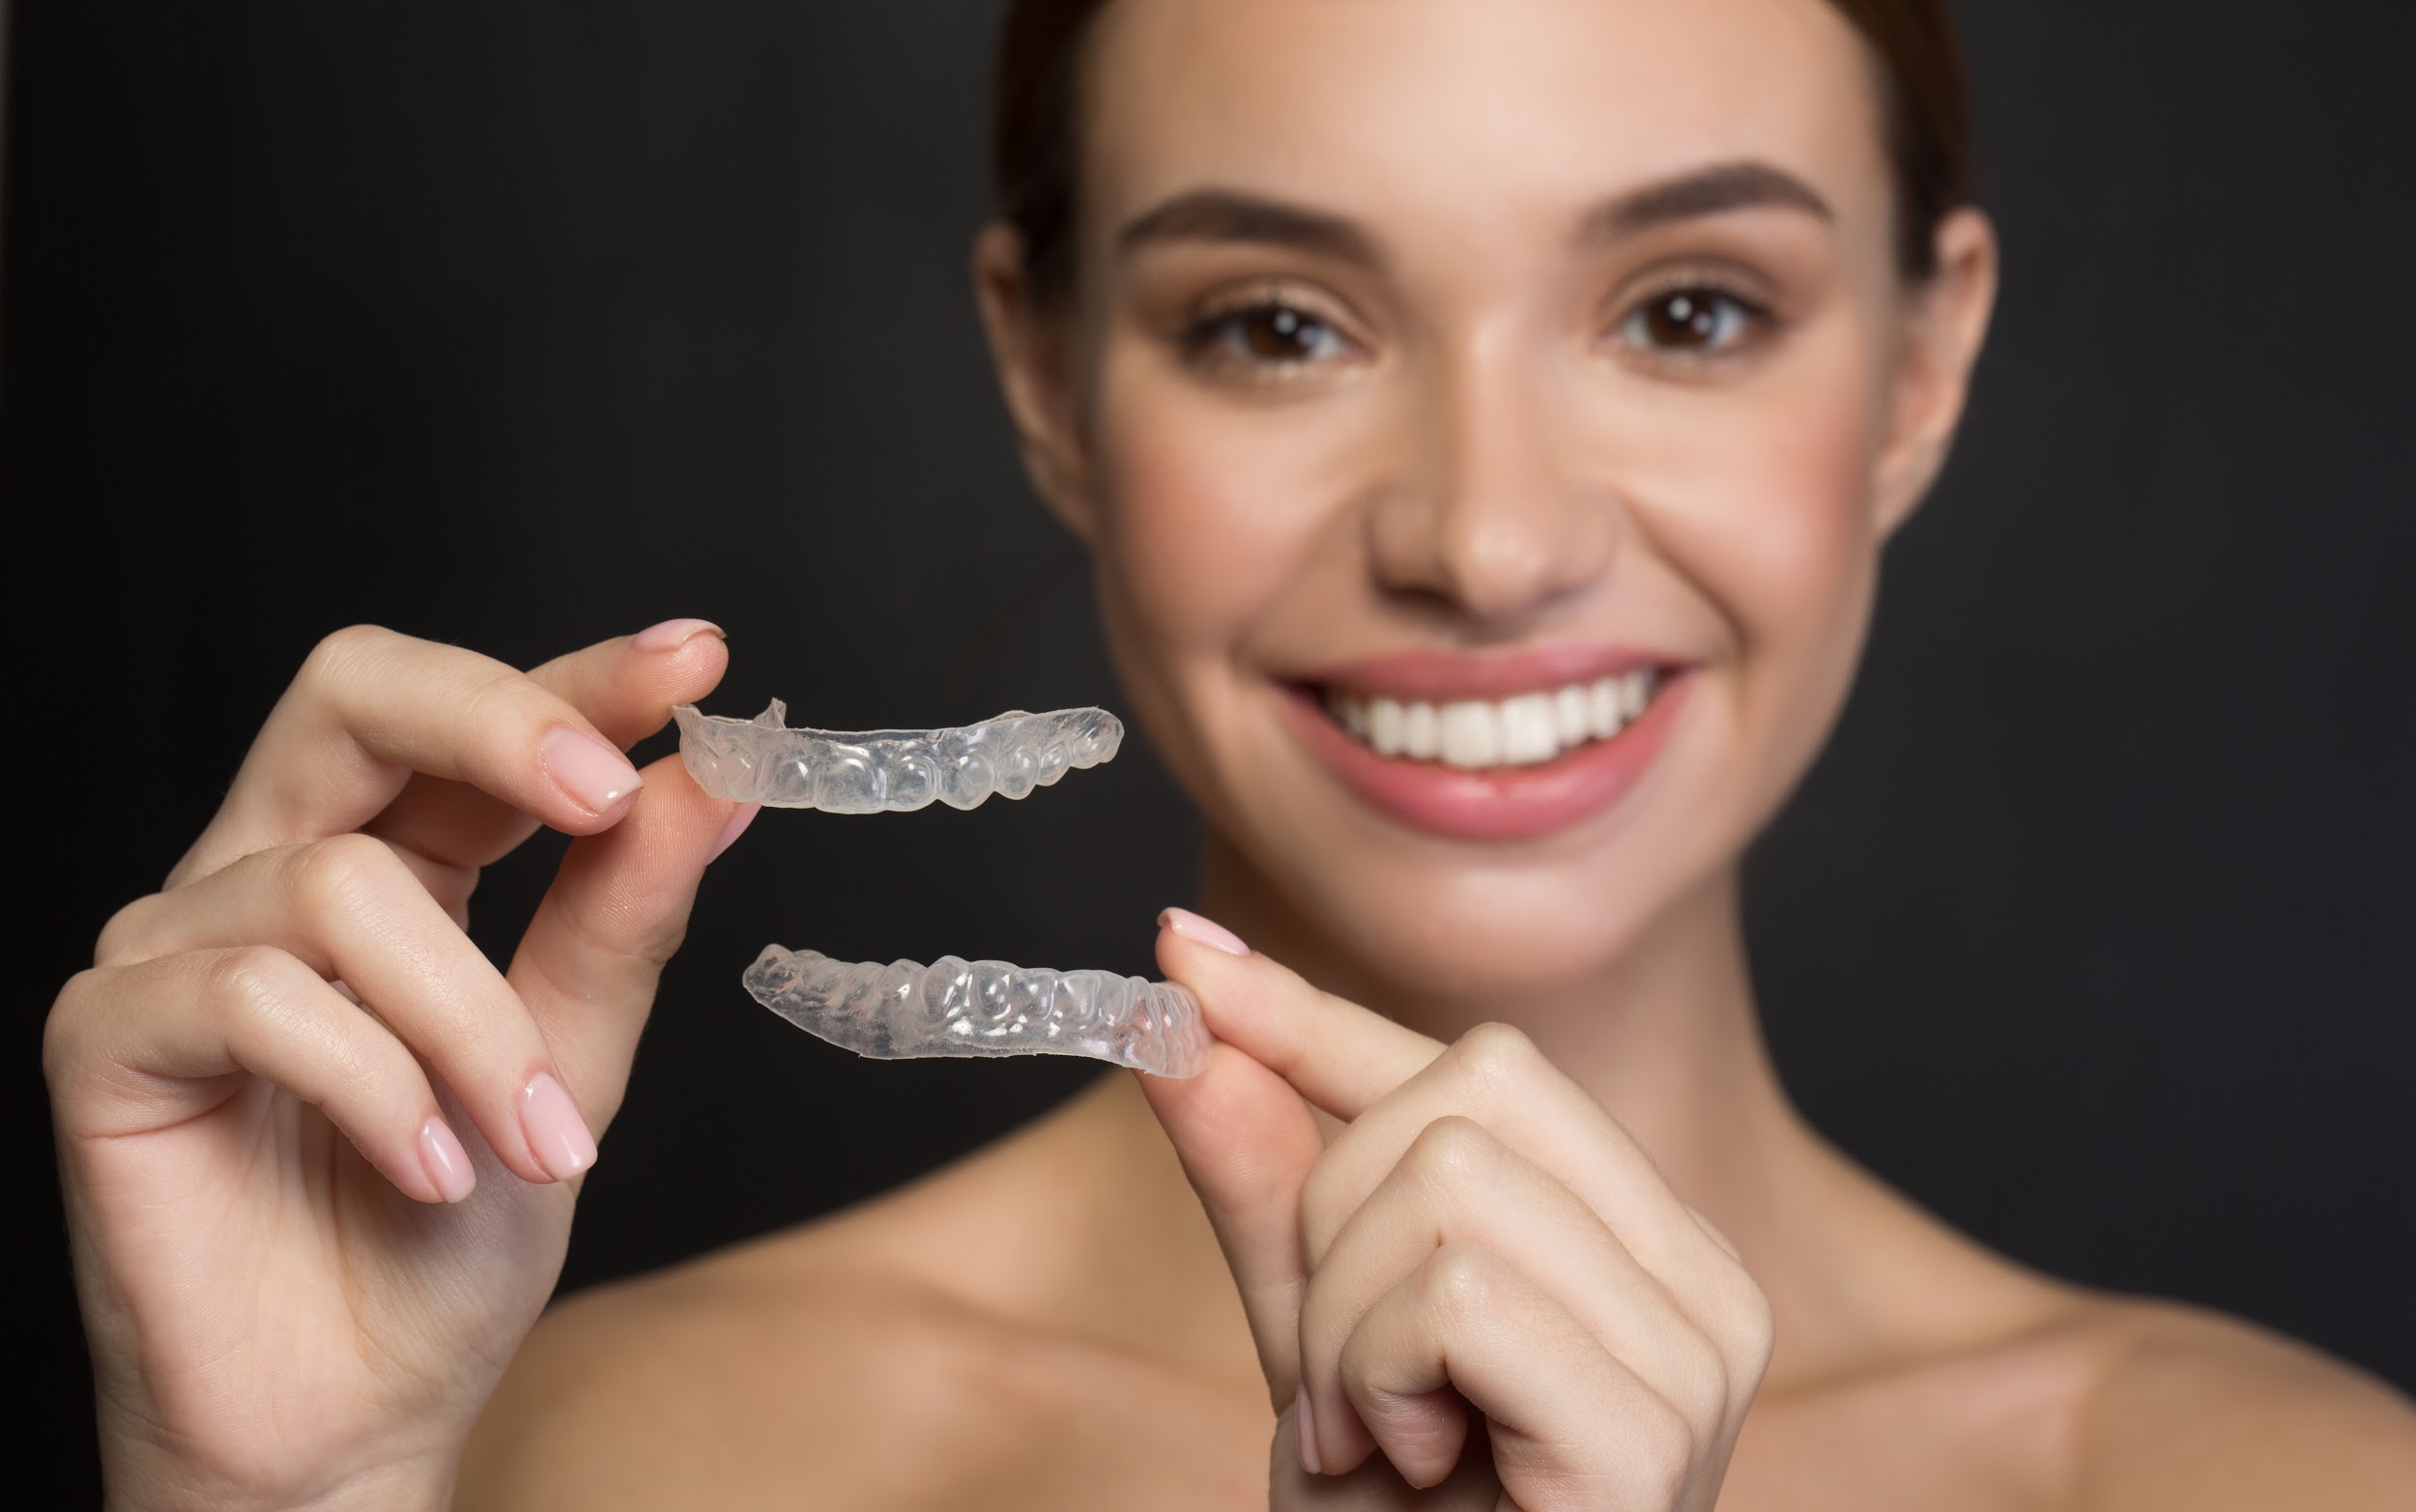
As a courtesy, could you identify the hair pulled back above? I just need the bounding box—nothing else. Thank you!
[992,0,1972,303]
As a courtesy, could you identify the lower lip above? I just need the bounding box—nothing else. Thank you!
[1280,674,1693,843]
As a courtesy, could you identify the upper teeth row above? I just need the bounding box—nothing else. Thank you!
[1326,672,1658,770]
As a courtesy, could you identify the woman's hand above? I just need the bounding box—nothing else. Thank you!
[44,622,753,1512]
[1140,914,1772,1510]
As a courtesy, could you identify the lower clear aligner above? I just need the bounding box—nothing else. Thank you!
[674,699,1124,813]
[744,946,1211,1079]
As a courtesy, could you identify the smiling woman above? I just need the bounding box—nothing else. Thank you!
[38,1,2416,1509]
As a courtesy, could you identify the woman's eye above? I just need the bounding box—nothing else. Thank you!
[1186,302,1353,368]
[1619,288,1764,357]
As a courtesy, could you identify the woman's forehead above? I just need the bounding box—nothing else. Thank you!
[1081,0,1893,240]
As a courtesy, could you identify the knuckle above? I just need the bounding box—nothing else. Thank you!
[1673,1331,1732,1427]
[42,969,104,1082]
[1420,1240,1497,1317]
[300,623,394,690]
[640,913,691,972]
[456,661,551,735]
[1448,1020,1541,1094]
[93,893,163,966]
[1716,1270,1777,1383]
[1404,1115,1493,1184]
[321,1017,389,1102]
[289,832,402,916]
[205,944,302,1029]
[1630,1397,1698,1501]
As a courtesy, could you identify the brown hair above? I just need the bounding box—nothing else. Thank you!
[992,0,1972,303]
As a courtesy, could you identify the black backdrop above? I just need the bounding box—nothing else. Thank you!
[8,2,2413,1500]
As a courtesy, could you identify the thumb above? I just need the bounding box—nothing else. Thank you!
[1136,909,1443,1410]
[1136,1032,1322,1407]
[1154,909,1442,1121]
[504,754,754,1137]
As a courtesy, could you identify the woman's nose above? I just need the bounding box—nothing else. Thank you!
[1364,339,1621,627]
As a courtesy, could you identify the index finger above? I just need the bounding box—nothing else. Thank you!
[175,625,648,887]
[1155,909,1442,1121]
[362,618,729,874]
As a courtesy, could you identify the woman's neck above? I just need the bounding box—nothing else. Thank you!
[1192,839,1825,1292]
[1183,837,2068,1390]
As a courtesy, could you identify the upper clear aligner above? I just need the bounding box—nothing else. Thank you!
[743,945,1212,1079]
[673,699,1124,813]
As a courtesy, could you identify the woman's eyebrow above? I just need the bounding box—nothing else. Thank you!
[1113,160,1832,267]
[1579,160,1835,243]
[1116,189,1380,267]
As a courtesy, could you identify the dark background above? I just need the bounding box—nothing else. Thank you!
[8,1,2413,1500]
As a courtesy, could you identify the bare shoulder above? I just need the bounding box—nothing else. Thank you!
[2062,1297,2416,1510]
[457,1160,1268,1509]
[460,1235,1260,1511]
[457,1229,988,1510]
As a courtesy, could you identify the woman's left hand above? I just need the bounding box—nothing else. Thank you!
[1139,916,1773,1510]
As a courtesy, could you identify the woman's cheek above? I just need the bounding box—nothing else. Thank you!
[1728,398,1881,659]
[1702,374,1889,811]
[1086,365,1329,790]
[1619,353,1887,831]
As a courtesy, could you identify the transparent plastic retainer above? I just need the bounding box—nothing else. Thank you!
[673,699,1123,813]
[677,699,1210,1077]
[743,946,1209,1079]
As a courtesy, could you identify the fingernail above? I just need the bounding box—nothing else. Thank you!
[418,1116,477,1203]
[1160,906,1250,956]
[520,1070,598,1181]
[1295,1387,1322,1476]
[541,727,645,814]
[631,617,724,653]
[708,802,762,863]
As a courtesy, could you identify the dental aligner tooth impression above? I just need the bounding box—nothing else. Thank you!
[744,946,1211,1080]
[676,699,1211,1078]
[673,699,1124,813]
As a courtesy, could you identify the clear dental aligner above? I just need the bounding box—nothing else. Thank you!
[673,699,1124,813]
[742,945,1212,1079]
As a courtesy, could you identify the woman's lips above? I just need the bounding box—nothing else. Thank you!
[1303,643,1672,702]
[1277,666,1693,843]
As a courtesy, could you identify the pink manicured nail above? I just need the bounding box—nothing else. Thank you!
[1295,1387,1321,1476]
[541,727,644,814]
[418,1116,476,1203]
[708,802,762,863]
[1161,906,1250,956]
[631,617,724,653]
[520,1070,598,1181]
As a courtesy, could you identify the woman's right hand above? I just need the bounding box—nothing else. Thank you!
[1142,919,1772,1511]
[44,621,754,1512]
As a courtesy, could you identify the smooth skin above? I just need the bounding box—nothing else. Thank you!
[52,0,2416,1508]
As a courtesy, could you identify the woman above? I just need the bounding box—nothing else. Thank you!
[46,0,2416,1506]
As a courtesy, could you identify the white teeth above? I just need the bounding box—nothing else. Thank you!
[1438,701,1502,768]
[1589,679,1621,739]
[1554,686,1593,747]
[1368,698,1407,757]
[1499,695,1560,766]
[1324,670,1663,772]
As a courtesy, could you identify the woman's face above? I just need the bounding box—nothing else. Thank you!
[985,0,1995,1001]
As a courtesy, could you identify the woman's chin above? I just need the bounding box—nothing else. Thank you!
[1290,877,1675,1010]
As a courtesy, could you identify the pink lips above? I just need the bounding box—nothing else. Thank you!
[1305,643,1674,702]
[1280,645,1694,843]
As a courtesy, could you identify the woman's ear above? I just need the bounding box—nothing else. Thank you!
[1871,207,1999,539]
[973,222,1099,542]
